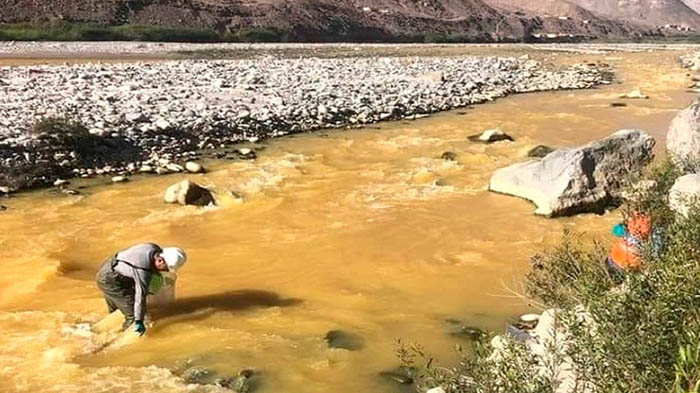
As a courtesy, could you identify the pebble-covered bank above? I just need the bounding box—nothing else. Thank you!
[0,55,612,191]
[1,41,698,56]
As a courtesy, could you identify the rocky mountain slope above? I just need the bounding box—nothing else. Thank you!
[570,0,700,28]
[684,0,700,14]
[0,0,698,41]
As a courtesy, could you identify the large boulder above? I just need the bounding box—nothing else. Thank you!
[669,174,700,217]
[164,180,215,206]
[489,130,655,217]
[668,99,700,164]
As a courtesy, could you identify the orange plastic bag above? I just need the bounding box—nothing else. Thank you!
[627,212,651,239]
[609,238,641,270]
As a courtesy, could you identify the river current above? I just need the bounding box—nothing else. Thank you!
[0,48,693,393]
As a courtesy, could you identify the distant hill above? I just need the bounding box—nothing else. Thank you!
[684,0,700,14]
[0,0,694,42]
[569,0,700,28]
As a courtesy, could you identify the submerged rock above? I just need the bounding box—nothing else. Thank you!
[489,129,655,217]
[619,89,648,99]
[610,102,627,108]
[237,148,257,160]
[468,129,514,144]
[217,369,257,393]
[61,188,82,196]
[324,330,365,351]
[441,151,457,161]
[164,180,215,206]
[379,366,416,386]
[527,145,555,158]
[182,367,212,385]
[444,319,487,341]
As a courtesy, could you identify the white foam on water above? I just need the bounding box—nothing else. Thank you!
[0,311,223,393]
[228,153,309,195]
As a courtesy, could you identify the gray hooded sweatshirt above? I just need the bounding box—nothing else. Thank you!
[114,243,162,322]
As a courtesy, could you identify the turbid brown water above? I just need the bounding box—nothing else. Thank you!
[0,47,695,393]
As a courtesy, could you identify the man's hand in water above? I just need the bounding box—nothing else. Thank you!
[134,321,146,336]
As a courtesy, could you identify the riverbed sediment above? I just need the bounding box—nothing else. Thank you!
[0,50,612,191]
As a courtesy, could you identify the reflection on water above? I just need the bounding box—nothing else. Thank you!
[0,49,694,393]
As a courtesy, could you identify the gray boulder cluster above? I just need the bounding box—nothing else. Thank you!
[489,130,655,217]
[0,55,610,191]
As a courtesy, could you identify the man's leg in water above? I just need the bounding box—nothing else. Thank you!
[96,260,136,330]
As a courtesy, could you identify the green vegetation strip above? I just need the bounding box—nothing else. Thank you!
[0,21,287,43]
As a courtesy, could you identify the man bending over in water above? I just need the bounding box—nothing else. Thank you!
[96,243,187,335]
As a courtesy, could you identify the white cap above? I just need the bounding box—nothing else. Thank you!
[161,247,187,272]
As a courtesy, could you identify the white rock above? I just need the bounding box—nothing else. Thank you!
[667,98,700,163]
[185,161,205,174]
[0,186,10,194]
[669,173,700,217]
[489,130,655,216]
[155,119,170,130]
[468,128,514,143]
[520,313,540,323]
[53,179,69,187]
[139,165,154,173]
[239,148,252,155]
[619,89,648,99]
[125,112,148,123]
[164,180,215,206]
[111,176,129,183]
[426,388,446,393]
[166,163,184,173]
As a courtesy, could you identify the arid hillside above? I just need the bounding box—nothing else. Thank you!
[0,0,695,41]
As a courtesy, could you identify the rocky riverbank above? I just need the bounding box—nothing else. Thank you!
[0,54,612,191]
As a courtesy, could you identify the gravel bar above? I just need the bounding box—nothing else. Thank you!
[0,53,613,191]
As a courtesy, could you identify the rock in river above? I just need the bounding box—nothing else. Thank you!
[527,145,555,158]
[468,128,514,143]
[217,369,257,393]
[324,330,364,351]
[489,130,655,217]
[111,176,129,183]
[619,89,648,99]
[441,151,457,161]
[164,180,215,206]
[379,366,416,386]
[444,318,487,341]
[185,161,205,174]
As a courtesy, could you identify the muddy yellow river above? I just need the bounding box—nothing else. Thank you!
[0,48,694,393]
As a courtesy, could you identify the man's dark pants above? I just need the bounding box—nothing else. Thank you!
[96,256,136,330]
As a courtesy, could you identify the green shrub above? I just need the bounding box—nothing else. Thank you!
[225,27,286,43]
[424,32,470,44]
[31,116,92,150]
[0,22,221,42]
[113,24,220,42]
[401,159,700,393]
